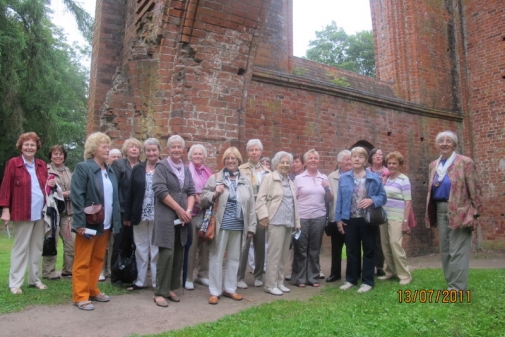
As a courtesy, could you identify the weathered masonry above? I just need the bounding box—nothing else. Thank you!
[88,0,505,254]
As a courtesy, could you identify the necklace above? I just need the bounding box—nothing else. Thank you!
[146,163,156,173]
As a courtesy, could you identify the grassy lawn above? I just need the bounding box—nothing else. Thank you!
[0,227,128,314]
[143,267,504,337]
[1,228,504,336]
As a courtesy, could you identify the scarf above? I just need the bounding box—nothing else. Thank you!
[188,162,212,194]
[435,151,457,183]
[223,168,242,220]
[167,157,185,189]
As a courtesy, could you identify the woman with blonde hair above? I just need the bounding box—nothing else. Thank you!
[71,132,121,310]
[336,146,386,293]
[378,151,412,285]
[201,147,256,305]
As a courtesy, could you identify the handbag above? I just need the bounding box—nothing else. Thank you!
[199,204,216,242]
[408,207,416,228]
[84,203,104,225]
[42,206,58,256]
[112,243,138,283]
[364,206,388,226]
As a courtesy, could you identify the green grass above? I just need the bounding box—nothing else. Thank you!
[0,229,129,314]
[143,270,505,337]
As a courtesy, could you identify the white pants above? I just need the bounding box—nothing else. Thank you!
[133,220,159,288]
[9,220,45,288]
[209,229,242,296]
[265,225,291,289]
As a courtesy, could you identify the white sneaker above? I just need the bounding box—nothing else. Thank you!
[237,280,248,289]
[98,272,105,282]
[357,284,372,293]
[195,278,210,287]
[265,287,283,296]
[340,282,355,290]
[399,277,412,285]
[185,281,195,290]
[378,275,395,280]
[278,284,291,293]
[254,279,264,287]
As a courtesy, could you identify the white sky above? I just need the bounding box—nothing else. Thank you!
[51,0,372,63]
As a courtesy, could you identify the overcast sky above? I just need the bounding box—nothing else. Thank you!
[51,0,372,64]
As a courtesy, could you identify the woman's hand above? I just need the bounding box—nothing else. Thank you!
[321,179,330,188]
[259,218,269,228]
[247,231,254,239]
[358,198,374,209]
[1,208,10,225]
[176,207,192,224]
[337,221,346,234]
[123,220,131,227]
[76,228,87,236]
[402,221,411,235]
[214,184,224,197]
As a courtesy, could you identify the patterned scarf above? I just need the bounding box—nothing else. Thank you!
[167,157,185,189]
[223,168,242,220]
[188,162,212,194]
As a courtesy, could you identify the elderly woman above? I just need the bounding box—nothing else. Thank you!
[291,149,332,288]
[326,149,352,283]
[71,132,121,310]
[256,151,300,296]
[367,147,388,276]
[426,131,482,291]
[336,146,387,293]
[237,139,270,289]
[201,147,256,305]
[152,135,195,307]
[185,144,213,290]
[124,138,161,291]
[1,132,55,294]
[260,156,271,170]
[110,138,141,285]
[108,149,122,164]
[378,151,412,285]
[42,145,75,279]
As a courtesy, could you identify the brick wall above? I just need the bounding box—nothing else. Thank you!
[461,0,505,249]
[88,0,505,252]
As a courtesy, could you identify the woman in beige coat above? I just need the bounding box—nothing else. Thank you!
[256,151,300,296]
[201,147,256,305]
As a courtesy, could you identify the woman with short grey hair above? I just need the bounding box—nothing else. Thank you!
[256,151,299,296]
[124,138,161,291]
[426,131,482,291]
[185,143,213,290]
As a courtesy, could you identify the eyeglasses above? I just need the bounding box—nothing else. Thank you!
[225,157,237,162]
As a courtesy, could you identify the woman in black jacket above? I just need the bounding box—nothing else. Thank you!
[124,138,161,291]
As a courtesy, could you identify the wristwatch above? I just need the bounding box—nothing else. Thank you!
[186,209,191,213]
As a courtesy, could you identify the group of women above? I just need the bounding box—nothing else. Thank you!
[0,130,481,308]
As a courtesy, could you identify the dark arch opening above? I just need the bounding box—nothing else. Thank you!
[349,140,374,154]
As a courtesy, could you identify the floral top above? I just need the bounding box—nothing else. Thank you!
[141,172,155,221]
[350,177,366,218]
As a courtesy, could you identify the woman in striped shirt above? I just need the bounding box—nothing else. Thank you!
[378,151,412,285]
[201,147,256,305]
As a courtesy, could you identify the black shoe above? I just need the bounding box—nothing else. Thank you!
[326,275,341,283]
[376,269,386,276]
[61,273,72,278]
[111,280,123,287]
[43,276,61,280]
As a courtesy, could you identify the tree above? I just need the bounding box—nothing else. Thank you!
[0,0,90,174]
[305,21,376,77]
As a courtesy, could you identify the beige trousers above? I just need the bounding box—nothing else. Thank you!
[187,217,209,282]
[380,220,411,280]
[42,215,75,277]
[264,225,292,290]
[9,219,45,288]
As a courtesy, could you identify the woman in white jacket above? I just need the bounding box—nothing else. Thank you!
[256,151,300,296]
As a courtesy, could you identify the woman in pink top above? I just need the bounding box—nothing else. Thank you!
[291,149,332,287]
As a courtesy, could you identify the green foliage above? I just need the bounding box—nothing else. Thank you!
[305,21,376,77]
[0,0,90,173]
[326,73,350,87]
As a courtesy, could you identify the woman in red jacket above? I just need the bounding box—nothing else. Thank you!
[0,132,55,294]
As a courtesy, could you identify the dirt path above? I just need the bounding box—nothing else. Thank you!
[1,249,503,337]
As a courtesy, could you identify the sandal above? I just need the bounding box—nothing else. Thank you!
[10,287,22,294]
[30,282,48,290]
[153,296,169,307]
[74,301,94,311]
[90,293,110,302]
[310,283,320,287]
[168,293,180,302]
[126,284,144,291]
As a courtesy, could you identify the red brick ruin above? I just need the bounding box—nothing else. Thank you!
[88,0,505,254]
